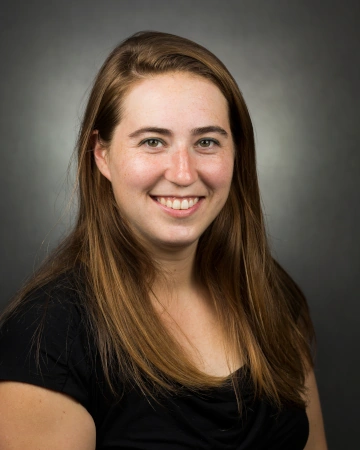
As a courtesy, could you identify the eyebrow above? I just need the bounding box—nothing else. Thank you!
[128,125,229,139]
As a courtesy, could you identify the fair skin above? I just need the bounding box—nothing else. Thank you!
[95,72,237,375]
[96,72,235,259]
[0,382,96,450]
[0,72,327,449]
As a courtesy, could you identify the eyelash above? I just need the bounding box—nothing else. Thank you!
[139,138,220,148]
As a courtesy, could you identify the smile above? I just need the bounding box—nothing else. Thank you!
[155,197,200,210]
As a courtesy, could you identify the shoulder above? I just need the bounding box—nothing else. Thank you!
[0,270,95,409]
[2,270,86,333]
[1,273,85,354]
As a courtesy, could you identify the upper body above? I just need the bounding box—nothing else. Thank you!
[0,31,327,449]
[0,275,322,449]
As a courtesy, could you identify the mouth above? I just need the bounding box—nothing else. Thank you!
[151,196,202,210]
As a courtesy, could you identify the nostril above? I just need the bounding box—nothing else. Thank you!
[166,163,198,186]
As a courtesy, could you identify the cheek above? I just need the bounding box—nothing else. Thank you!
[111,155,162,189]
[205,158,234,191]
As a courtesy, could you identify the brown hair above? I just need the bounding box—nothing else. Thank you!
[1,31,314,410]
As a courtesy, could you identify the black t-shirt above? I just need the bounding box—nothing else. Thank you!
[0,277,309,449]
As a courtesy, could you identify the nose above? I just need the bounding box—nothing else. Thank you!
[165,147,198,186]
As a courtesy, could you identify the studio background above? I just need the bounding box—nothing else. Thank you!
[1,1,358,448]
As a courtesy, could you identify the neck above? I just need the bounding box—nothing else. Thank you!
[150,241,202,309]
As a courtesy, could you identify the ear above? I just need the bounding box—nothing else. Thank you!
[93,131,112,181]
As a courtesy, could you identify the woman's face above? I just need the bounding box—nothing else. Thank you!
[94,72,235,254]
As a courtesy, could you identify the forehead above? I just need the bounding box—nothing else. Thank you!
[119,72,230,130]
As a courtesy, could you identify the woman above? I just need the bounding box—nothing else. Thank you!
[0,31,327,449]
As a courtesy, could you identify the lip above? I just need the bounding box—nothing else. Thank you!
[150,196,203,217]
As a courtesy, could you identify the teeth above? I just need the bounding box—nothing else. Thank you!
[156,197,200,210]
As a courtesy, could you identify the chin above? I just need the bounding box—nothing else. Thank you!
[152,235,200,251]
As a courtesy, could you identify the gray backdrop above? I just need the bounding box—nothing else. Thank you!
[1,1,359,448]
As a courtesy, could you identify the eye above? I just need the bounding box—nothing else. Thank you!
[197,138,219,148]
[141,138,163,148]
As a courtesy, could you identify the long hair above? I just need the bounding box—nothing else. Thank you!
[1,31,314,410]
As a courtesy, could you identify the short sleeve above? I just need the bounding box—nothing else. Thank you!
[0,282,93,411]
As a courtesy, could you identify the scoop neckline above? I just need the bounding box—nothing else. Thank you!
[214,363,248,382]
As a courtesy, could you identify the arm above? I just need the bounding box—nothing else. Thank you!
[304,369,328,450]
[0,381,96,450]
